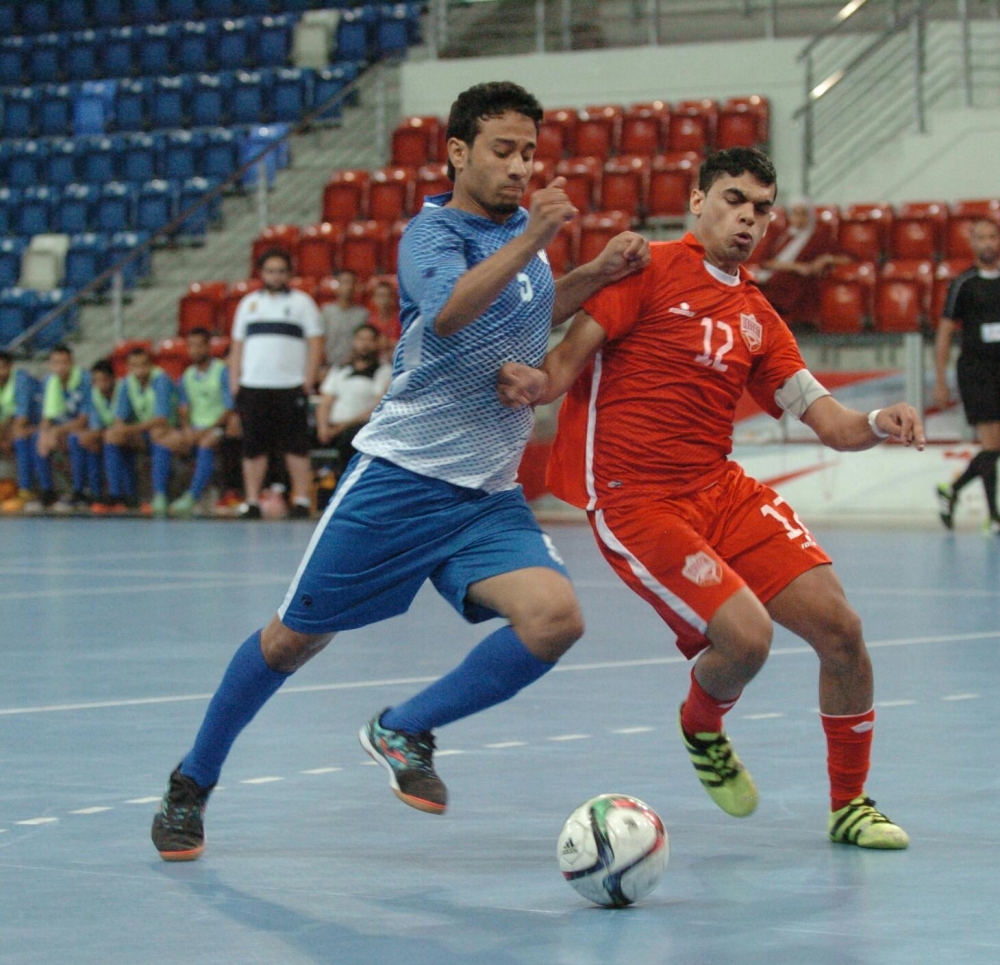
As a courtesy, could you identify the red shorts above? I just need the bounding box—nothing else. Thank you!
[589,461,832,659]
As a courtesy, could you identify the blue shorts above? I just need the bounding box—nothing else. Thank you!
[278,455,570,634]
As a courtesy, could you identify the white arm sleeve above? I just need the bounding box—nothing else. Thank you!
[774,369,831,421]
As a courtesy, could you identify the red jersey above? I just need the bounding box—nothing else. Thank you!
[547,233,809,508]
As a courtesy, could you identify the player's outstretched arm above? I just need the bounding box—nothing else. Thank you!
[801,396,926,452]
[498,311,607,408]
[551,232,650,327]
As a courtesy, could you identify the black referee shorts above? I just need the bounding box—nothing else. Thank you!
[237,386,311,459]
[957,352,1000,425]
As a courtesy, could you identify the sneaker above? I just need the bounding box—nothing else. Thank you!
[52,494,75,514]
[936,483,957,530]
[150,766,215,861]
[679,704,759,817]
[22,496,45,514]
[288,502,311,519]
[359,710,448,815]
[238,502,262,520]
[169,491,196,517]
[828,795,909,849]
[69,491,89,510]
[151,493,168,517]
[986,518,1000,536]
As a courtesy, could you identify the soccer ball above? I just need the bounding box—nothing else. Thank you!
[557,794,668,907]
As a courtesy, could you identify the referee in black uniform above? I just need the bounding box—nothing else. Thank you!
[934,218,1000,534]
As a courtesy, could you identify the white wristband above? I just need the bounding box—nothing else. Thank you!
[867,409,890,441]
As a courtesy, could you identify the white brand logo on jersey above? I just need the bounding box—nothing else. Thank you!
[537,249,550,266]
[682,552,722,587]
[669,303,696,317]
[740,313,762,351]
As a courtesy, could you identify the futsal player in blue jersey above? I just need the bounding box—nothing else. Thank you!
[0,350,42,513]
[152,80,650,861]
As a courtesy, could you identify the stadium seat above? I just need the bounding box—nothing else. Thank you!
[946,199,1000,260]
[233,70,273,125]
[5,140,47,189]
[203,127,242,182]
[875,259,933,332]
[0,37,27,87]
[178,281,228,337]
[190,72,232,128]
[80,135,121,185]
[0,289,39,348]
[46,140,80,187]
[667,101,715,154]
[108,231,153,289]
[574,105,624,159]
[718,95,770,148]
[30,33,62,84]
[411,163,451,215]
[376,4,413,58]
[521,158,555,208]
[102,26,136,79]
[599,156,650,224]
[209,334,231,359]
[111,339,154,378]
[154,338,191,381]
[578,211,632,266]
[297,222,343,279]
[151,76,191,131]
[95,183,136,234]
[554,156,602,214]
[251,225,301,275]
[0,238,27,289]
[37,84,72,137]
[335,8,371,62]
[59,1,91,31]
[817,261,876,334]
[32,289,79,351]
[2,88,37,139]
[91,0,126,29]
[931,258,968,328]
[0,188,22,236]
[56,184,98,234]
[64,234,109,292]
[163,130,205,182]
[114,79,150,133]
[20,233,70,291]
[222,279,264,334]
[619,104,667,157]
[391,116,441,167]
[340,220,390,280]
[176,21,217,75]
[273,67,311,123]
[18,185,56,236]
[293,10,338,70]
[289,275,318,297]
[20,2,51,33]
[323,169,369,224]
[141,24,178,78]
[164,0,200,20]
[218,17,256,71]
[74,81,116,136]
[646,152,699,220]
[176,177,219,242]
[545,220,580,277]
[204,0,238,17]
[314,274,342,307]
[537,108,577,161]
[258,15,294,68]
[121,133,162,184]
[66,30,100,82]
[888,203,944,261]
[368,166,414,223]
[136,180,178,237]
[839,203,894,263]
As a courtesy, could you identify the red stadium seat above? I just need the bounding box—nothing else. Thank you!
[390,115,441,167]
[297,222,343,280]
[322,169,369,224]
[946,199,1000,259]
[410,163,451,215]
[545,220,580,277]
[888,202,946,260]
[754,205,787,263]
[646,152,699,221]
[178,280,227,336]
[521,158,555,208]
[222,278,263,335]
[722,95,770,144]
[367,166,415,224]
[314,275,341,307]
[209,335,230,359]
[384,218,409,275]
[817,261,875,334]
[842,202,893,255]
[340,220,390,281]
[578,210,632,266]
[289,276,318,296]
[154,337,191,381]
[536,108,577,161]
[599,155,650,224]
[931,258,971,328]
[111,339,154,378]
[874,260,933,333]
[814,204,841,237]
[250,224,300,276]
[555,156,602,214]
[619,105,667,157]
[665,109,711,155]
[895,200,948,253]
[573,105,623,158]
[837,219,884,264]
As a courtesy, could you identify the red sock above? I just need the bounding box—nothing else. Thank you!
[821,708,875,811]
[681,669,741,735]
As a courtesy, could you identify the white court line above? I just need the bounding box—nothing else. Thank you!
[435,749,466,757]
[612,726,654,734]
[68,807,113,815]
[942,693,980,701]
[485,741,527,748]
[0,566,283,581]
[301,767,342,774]
[240,776,284,785]
[16,817,58,826]
[547,734,590,742]
[0,575,285,602]
[124,796,162,805]
[2,629,998,718]
[743,712,785,720]
[876,699,917,707]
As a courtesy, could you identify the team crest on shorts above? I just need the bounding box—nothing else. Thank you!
[740,313,762,352]
[682,552,722,587]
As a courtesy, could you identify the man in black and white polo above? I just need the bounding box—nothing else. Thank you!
[230,248,324,519]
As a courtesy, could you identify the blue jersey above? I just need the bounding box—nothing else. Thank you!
[353,192,555,493]
[0,369,41,424]
[115,369,176,424]
[41,366,91,424]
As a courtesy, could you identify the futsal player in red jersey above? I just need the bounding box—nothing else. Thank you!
[498,147,924,849]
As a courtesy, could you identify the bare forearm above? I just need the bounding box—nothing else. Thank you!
[934,319,954,382]
[552,262,611,327]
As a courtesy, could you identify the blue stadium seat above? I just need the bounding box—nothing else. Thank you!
[177,20,220,75]
[0,6,14,36]
[243,0,275,14]
[312,65,353,122]
[217,18,256,71]
[137,180,178,236]
[59,1,91,31]
[122,133,163,183]
[202,127,241,181]
[191,72,234,128]
[0,188,22,236]
[0,239,27,289]
[377,4,414,58]
[57,184,99,234]
[240,127,281,188]
[18,186,56,236]
[0,289,38,349]
[335,8,372,62]
[2,88,38,139]
[30,32,62,83]
[38,84,73,137]
[141,24,179,78]
[164,0,201,19]
[92,0,126,29]
[47,140,81,187]
[65,234,109,292]
[80,136,121,184]
[203,0,237,16]
[5,140,47,189]
[0,36,27,86]
[108,231,152,288]
[258,15,295,68]
[233,70,273,125]
[163,129,205,181]
[151,75,191,130]
[74,81,117,136]
[114,78,150,132]
[177,177,220,240]
[96,182,136,234]
[20,2,52,35]
[67,30,100,82]
[274,67,311,122]
[132,0,162,25]
[33,290,79,351]
[103,26,136,80]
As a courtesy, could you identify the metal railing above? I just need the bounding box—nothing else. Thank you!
[795,0,1000,196]
[6,67,380,358]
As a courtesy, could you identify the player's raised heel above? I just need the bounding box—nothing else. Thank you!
[360,710,447,815]
[679,705,758,817]
[150,766,214,861]
[828,795,909,849]
[935,483,957,530]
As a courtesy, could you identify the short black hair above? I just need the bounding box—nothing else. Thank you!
[699,147,777,194]
[127,346,151,360]
[0,350,13,365]
[445,81,543,180]
[352,323,380,338]
[91,359,114,378]
[49,344,72,357]
[256,247,294,272]
[187,327,212,341]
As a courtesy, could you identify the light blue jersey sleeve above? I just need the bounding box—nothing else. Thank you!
[152,373,175,419]
[115,383,134,422]
[219,365,234,409]
[176,376,191,409]
[396,214,469,333]
[14,371,39,421]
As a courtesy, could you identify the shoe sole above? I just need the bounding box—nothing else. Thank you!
[157,844,205,862]
[358,726,446,815]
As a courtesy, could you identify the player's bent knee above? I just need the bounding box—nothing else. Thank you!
[515,599,584,663]
[260,616,334,673]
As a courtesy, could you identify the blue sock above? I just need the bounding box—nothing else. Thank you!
[189,447,215,499]
[87,449,103,497]
[104,444,126,498]
[123,450,137,498]
[68,435,85,493]
[180,630,292,788]
[35,443,53,492]
[381,625,555,733]
[151,443,172,496]
[13,437,33,490]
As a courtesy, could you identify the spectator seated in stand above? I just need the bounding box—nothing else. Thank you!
[756,197,852,326]
[314,323,391,481]
[321,268,369,375]
[367,278,400,360]
[77,359,120,511]
[0,350,43,513]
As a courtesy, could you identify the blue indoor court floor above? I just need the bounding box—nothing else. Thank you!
[1,517,999,965]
